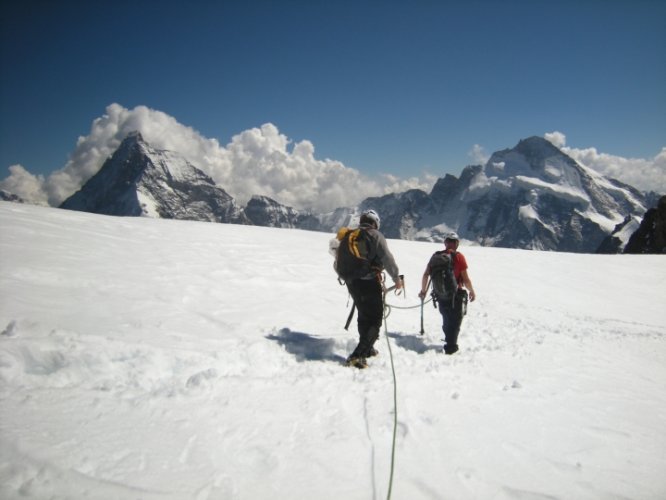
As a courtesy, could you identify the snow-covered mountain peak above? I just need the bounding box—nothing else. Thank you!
[121,129,145,145]
[514,135,566,162]
[112,131,209,185]
[382,136,652,251]
[60,132,249,224]
[485,136,580,183]
[112,130,149,160]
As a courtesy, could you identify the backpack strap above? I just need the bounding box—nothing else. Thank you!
[450,251,460,286]
[347,228,365,258]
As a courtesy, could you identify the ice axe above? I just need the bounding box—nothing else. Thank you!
[344,303,355,330]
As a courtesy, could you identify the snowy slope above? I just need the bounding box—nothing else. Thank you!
[1,202,665,500]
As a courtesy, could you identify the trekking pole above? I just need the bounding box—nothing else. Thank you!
[420,278,430,335]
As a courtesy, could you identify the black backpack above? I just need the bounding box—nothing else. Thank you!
[428,251,458,305]
[335,227,373,281]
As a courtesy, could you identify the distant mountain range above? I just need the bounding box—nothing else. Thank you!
[15,131,659,254]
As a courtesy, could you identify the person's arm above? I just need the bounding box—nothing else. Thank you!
[460,269,476,301]
[418,266,430,299]
[374,232,402,289]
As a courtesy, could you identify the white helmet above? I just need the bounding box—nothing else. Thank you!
[444,231,460,241]
[361,209,381,229]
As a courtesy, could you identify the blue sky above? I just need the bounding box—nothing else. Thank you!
[1,0,664,207]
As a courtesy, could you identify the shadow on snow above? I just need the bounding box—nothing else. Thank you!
[267,328,440,364]
[386,331,441,354]
[266,328,348,364]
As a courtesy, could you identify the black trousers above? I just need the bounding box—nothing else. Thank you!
[346,278,384,358]
[437,289,468,354]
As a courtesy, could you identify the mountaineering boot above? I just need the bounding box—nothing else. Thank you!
[345,355,368,369]
[444,344,459,355]
[354,325,380,359]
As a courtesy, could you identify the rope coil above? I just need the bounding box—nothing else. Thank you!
[341,275,417,499]
[382,289,398,500]
[381,277,428,498]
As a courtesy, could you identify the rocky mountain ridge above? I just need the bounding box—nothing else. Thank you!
[51,132,659,254]
[623,195,666,254]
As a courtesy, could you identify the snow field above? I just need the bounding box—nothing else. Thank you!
[1,202,665,499]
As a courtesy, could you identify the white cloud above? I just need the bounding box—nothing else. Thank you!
[0,165,49,205]
[544,131,567,148]
[0,104,436,213]
[468,144,489,165]
[542,131,666,194]
[564,146,666,194]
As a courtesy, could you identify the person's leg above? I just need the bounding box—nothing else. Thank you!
[353,279,383,358]
[345,281,365,359]
[439,298,461,354]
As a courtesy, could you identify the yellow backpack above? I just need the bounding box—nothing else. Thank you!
[334,227,373,281]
